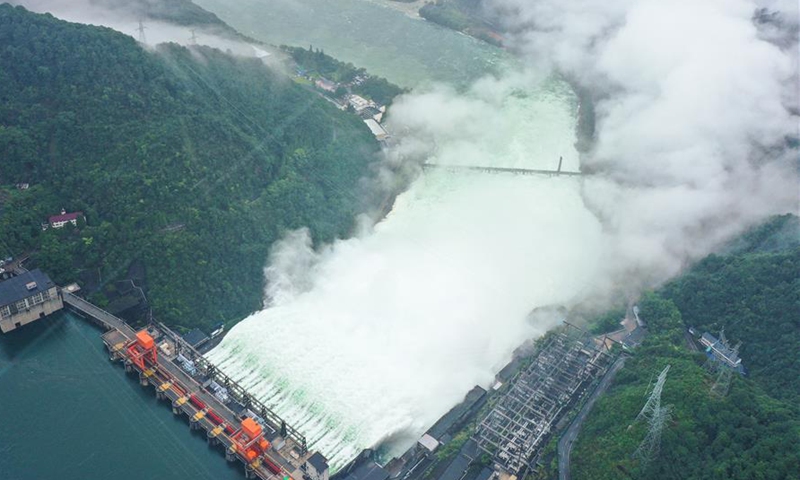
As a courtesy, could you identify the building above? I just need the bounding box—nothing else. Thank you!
[363,119,388,141]
[304,451,330,480]
[348,94,372,113]
[315,78,338,93]
[210,322,225,338]
[48,208,84,229]
[336,461,387,480]
[700,332,743,371]
[182,328,210,349]
[417,433,439,453]
[0,269,63,333]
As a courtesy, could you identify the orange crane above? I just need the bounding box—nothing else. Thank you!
[230,417,271,462]
[126,330,158,370]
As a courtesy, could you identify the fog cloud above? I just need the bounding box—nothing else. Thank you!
[212,0,797,464]
[11,0,276,60]
[488,0,798,285]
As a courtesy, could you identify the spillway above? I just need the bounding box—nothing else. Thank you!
[207,78,605,469]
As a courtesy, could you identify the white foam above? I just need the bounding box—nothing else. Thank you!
[208,80,604,469]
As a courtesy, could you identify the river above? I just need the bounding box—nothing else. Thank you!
[207,76,602,467]
[190,0,601,470]
[193,0,512,87]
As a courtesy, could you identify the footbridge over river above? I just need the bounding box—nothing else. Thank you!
[422,157,582,177]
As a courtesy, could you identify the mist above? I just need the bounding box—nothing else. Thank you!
[10,0,276,60]
[208,76,603,467]
[210,0,797,466]
[489,0,799,288]
[17,0,796,468]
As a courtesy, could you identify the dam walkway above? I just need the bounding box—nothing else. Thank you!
[63,291,136,340]
[62,290,322,480]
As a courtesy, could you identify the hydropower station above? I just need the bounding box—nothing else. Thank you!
[207,79,605,469]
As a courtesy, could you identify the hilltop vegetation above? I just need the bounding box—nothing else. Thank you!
[284,46,406,106]
[0,5,380,331]
[566,215,800,480]
[95,0,250,41]
[419,0,503,46]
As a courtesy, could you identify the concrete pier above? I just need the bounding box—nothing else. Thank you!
[64,291,327,480]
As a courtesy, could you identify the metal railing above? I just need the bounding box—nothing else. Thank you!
[157,321,309,453]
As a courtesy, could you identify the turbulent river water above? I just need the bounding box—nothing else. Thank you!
[207,68,603,466]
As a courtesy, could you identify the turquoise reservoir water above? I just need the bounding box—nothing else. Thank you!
[0,312,245,480]
[194,0,513,87]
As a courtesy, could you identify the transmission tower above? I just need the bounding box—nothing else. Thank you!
[633,404,671,467]
[710,366,733,397]
[189,29,198,45]
[635,365,670,423]
[632,365,671,467]
[137,20,147,44]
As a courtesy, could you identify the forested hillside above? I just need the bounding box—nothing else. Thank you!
[419,0,503,46]
[568,215,800,480]
[0,5,381,330]
[663,214,800,403]
[93,0,258,43]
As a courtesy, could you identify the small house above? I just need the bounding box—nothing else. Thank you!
[48,209,84,229]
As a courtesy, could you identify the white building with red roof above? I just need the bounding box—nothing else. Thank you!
[48,208,84,229]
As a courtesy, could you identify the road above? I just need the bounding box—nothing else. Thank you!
[684,330,699,352]
[558,355,627,480]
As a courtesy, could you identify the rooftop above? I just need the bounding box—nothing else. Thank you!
[0,269,56,307]
[307,451,329,472]
[363,119,387,137]
[427,385,486,440]
[340,462,389,480]
[701,332,742,366]
[182,328,209,348]
[49,211,83,224]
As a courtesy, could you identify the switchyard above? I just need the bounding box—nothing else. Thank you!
[346,323,621,480]
[63,292,328,480]
[474,326,614,476]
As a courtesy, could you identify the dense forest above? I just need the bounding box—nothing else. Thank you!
[565,215,800,479]
[0,5,382,331]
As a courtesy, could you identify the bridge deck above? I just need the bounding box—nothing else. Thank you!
[63,291,136,340]
[422,163,582,177]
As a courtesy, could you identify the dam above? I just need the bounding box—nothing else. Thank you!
[61,291,327,480]
[207,78,605,468]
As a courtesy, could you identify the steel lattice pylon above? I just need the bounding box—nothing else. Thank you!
[633,405,671,466]
[632,365,671,467]
[636,365,670,423]
[710,365,733,397]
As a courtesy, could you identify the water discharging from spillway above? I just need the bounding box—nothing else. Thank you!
[208,79,604,469]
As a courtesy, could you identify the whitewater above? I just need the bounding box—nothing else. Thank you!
[207,78,605,468]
